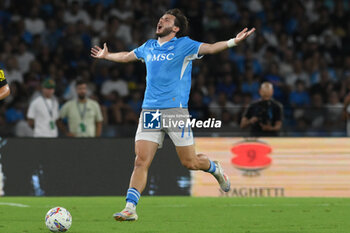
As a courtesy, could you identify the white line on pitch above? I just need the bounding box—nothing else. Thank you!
[157,204,188,208]
[228,203,350,207]
[0,202,29,207]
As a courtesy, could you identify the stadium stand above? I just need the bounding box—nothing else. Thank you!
[0,0,349,136]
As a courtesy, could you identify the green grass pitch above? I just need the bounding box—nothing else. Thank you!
[0,197,349,233]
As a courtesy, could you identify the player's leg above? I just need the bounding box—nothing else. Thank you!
[175,144,230,192]
[114,140,158,221]
[129,140,158,193]
[175,144,210,170]
[114,111,164,222]
[166,108,230,192]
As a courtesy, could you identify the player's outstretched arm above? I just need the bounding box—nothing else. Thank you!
[91,43,138,63]
[199,27,255,55]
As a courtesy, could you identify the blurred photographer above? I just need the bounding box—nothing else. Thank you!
[240,82,283,136]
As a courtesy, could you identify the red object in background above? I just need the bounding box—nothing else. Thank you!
[231,141,272,170]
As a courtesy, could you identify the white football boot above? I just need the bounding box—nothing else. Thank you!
[113,208,138,221]
[212,161,231,192]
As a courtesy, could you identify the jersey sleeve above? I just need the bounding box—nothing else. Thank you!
[181,37,203,61]
[133,41,148,62]
[0,70,7,88]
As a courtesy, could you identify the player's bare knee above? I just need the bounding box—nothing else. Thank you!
[134,154,149,168]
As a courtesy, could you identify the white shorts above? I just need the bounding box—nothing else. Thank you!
[135,108,194,148]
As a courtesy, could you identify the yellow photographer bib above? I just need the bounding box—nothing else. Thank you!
[0,70,5,82]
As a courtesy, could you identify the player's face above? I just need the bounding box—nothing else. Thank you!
[76,84,87,100]
[156,14,178,37]
[42,88,54,98]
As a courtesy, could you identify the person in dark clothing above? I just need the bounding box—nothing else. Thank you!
[240,82,283,136]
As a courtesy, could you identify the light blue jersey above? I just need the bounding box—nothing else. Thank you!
[133,36,203,109]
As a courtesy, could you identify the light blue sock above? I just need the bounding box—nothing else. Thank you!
[126,188,141,206]
[206,160,216,174]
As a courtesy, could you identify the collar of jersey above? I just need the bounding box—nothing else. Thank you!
[156,36,177,47]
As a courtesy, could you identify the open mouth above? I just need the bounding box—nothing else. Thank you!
[157,25,162,30]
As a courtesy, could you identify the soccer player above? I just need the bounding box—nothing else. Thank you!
[0,69,10,100]
[91,9,255,221]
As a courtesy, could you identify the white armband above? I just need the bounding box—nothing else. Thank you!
[227,38,237,48]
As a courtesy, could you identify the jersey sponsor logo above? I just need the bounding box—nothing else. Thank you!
[143,110,161,129]
[148,53,175,62]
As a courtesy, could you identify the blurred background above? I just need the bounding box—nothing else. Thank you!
[0,0,350,137]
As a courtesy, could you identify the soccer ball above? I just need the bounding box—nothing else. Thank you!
[45,207,72,232]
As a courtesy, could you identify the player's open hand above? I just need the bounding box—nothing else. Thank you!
[234,27,255,44]
[91,43,109,59]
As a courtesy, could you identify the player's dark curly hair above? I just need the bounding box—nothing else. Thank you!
[165,9,188,37]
